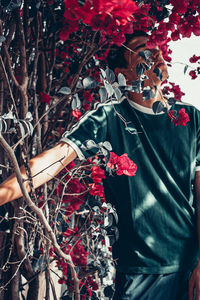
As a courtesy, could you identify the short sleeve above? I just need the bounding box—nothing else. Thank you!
[60,105,108,160]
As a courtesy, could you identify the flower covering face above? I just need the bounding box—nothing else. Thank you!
[115,35,169,87]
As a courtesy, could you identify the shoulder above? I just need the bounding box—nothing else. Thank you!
[90,98,126,116]
[174,101,200,112]
[173,101,200,128]
[174,101,200,117]
[93,98,124,110]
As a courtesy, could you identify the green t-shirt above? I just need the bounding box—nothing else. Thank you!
[60,98,200,274]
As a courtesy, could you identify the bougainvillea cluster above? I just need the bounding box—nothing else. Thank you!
[60,0,138,45]
[168,108,190,126]
[146,0,200,61]
[49,150,136,298]
[188,54,200,79]
[162,81,185,101]
[107,152,137,176]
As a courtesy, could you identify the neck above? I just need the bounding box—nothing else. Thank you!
[128,86,166,109]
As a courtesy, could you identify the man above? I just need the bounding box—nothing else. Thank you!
[0,31,200,300]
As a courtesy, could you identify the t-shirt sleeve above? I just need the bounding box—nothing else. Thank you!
[196,109,200,171]
[60,105,107,160]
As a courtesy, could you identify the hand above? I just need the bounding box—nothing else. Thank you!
[189,263,200,300]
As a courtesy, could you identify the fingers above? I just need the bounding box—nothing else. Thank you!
[189,275,200,300]
[189,276,194,300]
[197,282,200,300]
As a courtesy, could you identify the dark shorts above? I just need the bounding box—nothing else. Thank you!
[113,271,193,300]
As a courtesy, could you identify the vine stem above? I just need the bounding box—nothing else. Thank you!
[0,134,80,300]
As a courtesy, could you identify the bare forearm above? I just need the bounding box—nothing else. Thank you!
[0,142,77,206]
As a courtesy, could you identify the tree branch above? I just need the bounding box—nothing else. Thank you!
[0,134,80,299]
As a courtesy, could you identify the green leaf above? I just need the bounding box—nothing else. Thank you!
[103,141,112,151]
[83,77,98,89]
[71,94,81,110]
[58,87,71,95]
[152,101,165,114]
[3,111,15,119]
[101,147,108,157]
[99,87,107,103]
[136,63,145,77]
[153,68,163,81]
[184,65,189,74]
[76,80,83,88]
[104,81,114,98]
[118,73,126,86]
[138,50,152,62]
[25,112,33,121]
[105,67,115,83]
[142,87,155,100]
[85,140,98,149]
[168,98,177,105]
[114,87,122,101]
[100,68,106,78]
[130,80,141,93]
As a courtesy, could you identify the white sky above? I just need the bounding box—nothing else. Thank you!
[168,35,200,109]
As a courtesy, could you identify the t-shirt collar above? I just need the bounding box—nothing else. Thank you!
[127,99,169,115]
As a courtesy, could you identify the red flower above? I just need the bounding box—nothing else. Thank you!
[169,13,181,25]
[82,103,91,111]
[91,166,106,183]
[168,108,190,126]
[189,70,198,80]
[39,92,52,105]
[89,183,104,197]
[70,240,89,267]
[82,0,138,27]
[116,153,137,176]
[171,30,180,41]
[162,82,185,101]
[171,0,188,14]
[107,152,119,169]
[83,91,94,103]
[72,109,82,121]
[107,152,137,176]
[62,0,137,45]
[189,55,200,63]
[193,16,200,36]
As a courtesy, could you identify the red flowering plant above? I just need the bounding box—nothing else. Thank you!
[168,108,190,126]
[47,141,137,298]
[0,0,199,299]
[187,54,200,80]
